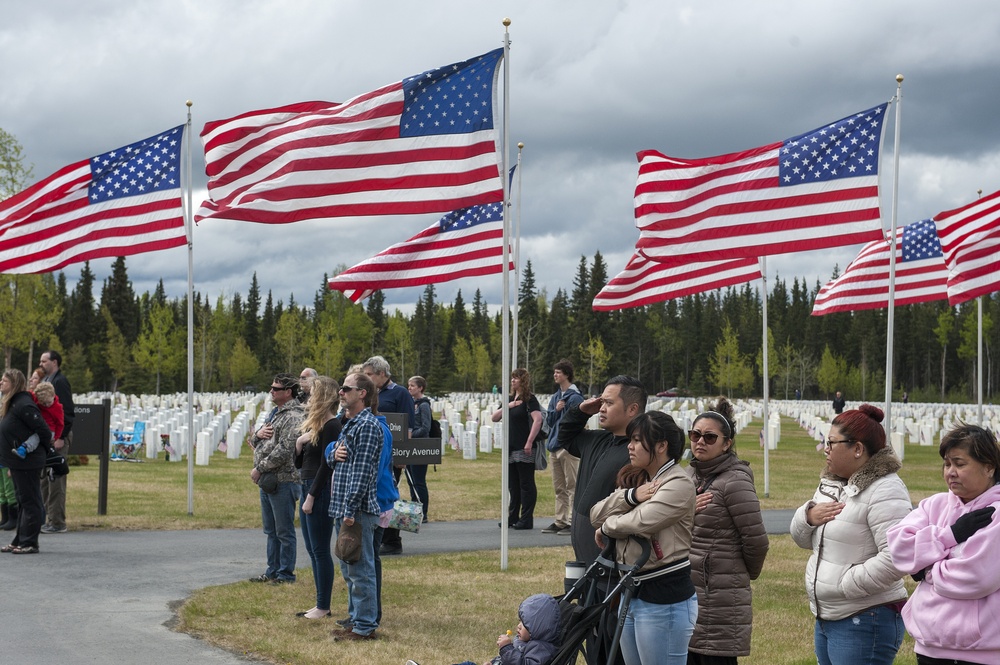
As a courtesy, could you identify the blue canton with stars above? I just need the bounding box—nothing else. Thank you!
[400,49,502,138]
[901,218,944,262]
[438,200,503,233]
[88,125,183,203]
[437,165,514,232]
[778,103,888,186]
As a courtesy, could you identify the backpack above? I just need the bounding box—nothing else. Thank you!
[429,417,442,439]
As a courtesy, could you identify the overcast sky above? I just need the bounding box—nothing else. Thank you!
[3,1,999,314]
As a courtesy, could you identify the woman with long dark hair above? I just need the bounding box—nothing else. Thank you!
[0,369,52,554]
[591,411,697,665]
[492,368,543,530]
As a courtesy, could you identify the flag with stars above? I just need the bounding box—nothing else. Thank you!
[328,167,515,302]
[0,125,186,273]
[197,49,505,225]
[812,218,949,315]
[635,103,890,264]
[933,188,1000,305]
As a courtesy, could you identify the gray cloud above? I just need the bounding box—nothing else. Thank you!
[3,0,999,312]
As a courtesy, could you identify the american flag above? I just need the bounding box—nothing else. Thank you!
[197,49,505,224]
[0,126,186,274]
[635,103,890,264]
[328,193,512,302]
[593,252,761,311]
[933,188,1000,305]
[811,218,949,315]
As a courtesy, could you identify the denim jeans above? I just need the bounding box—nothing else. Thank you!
[337,512,379,635]
[620,595,697,665]
[374,525,384,623]
[814,605,904,665]
[300,479,335,609]
[260,481,300,581]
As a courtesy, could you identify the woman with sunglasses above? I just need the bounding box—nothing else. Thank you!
[590,411,696,665]
[686,398,769,665]
[790,404,911,665]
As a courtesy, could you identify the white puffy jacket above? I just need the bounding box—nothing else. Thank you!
[790,448,911,620]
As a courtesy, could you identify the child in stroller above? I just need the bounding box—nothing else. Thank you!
[406,593,561,665]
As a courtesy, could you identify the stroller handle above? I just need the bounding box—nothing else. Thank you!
[598,534,652,571]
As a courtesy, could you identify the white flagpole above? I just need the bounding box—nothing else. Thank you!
[512,143,523,370]
[760,257,770,498]
[884,76,903,442]
[977,189,984,426]
[499,18,512,570]
[184,101,196,515]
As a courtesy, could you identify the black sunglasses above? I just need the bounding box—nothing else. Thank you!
[339,385,359,393]
[269,385,289,392]
[688,430,720,445]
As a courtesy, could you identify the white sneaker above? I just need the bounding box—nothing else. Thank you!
[405,660,421,665]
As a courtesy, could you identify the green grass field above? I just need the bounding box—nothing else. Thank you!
[62,415,937,663]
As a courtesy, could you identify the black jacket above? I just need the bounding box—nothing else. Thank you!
[0,391,54,470]
[49,370,74,437]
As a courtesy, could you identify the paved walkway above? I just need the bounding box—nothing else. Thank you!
[3,511,795,664]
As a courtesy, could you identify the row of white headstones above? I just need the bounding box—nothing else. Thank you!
[78,391,999,466]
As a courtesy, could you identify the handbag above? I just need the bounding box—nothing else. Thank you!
[257,471,279,494]
[45,447,70,477]
[388,467,424,533]
[334,519,363,563]
[534,443,547,471]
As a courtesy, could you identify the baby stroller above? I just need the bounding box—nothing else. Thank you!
[549,536,651,665]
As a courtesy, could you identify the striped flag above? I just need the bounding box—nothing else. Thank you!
[635,103,890,264]
[0,126,186,274]
[593,253,761,311]
[327,191,512,302]
[197,49,505,225]
[933,189,1000,305]
[811,218,949,316]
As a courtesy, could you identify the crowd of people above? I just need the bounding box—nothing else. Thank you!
[10,348,998,665]
[0,350,75,555]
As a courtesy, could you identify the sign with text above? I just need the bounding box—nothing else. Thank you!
[392,438,442,465]
[382,412,410,443]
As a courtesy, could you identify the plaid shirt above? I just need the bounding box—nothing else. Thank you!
[329,407,382,520]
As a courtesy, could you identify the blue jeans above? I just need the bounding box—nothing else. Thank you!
[620,595,697,665]
[300,479,335,609]
[260,481,300,581]
[814,605,904,665]
[374,525,384,623]
[337,512,379,635]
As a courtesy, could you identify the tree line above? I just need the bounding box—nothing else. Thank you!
[1,252,996,405]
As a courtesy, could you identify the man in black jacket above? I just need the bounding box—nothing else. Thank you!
[39,350,74,534]
[557,375,646,565]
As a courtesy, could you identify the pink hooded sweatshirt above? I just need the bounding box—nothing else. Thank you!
[887,483,1000,663]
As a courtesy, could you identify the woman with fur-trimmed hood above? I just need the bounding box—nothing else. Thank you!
[790,404,911,665]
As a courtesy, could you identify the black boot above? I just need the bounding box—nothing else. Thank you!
[0,504,8,530]
[1,504,17,531]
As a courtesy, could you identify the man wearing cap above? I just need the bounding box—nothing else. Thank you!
[248,373,304,584]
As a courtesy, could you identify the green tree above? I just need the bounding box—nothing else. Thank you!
[710,321,753,396]
[0,127,33,201]
[933,309,954,401]
[385,311,415,382]
[228,337,261,389]
[275,306,307,372]
[101,304,131,393]
[816,345,848,397]
[133,302,183,394]
[307,315,345,377]
[578,334,611,395]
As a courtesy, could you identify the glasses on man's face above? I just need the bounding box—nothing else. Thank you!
[269,385,288,392]
[824,438,853,449]
[339,386,359,393]
[688,430,720,445]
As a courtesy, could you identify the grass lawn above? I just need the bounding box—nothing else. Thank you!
[64,414,939,663]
